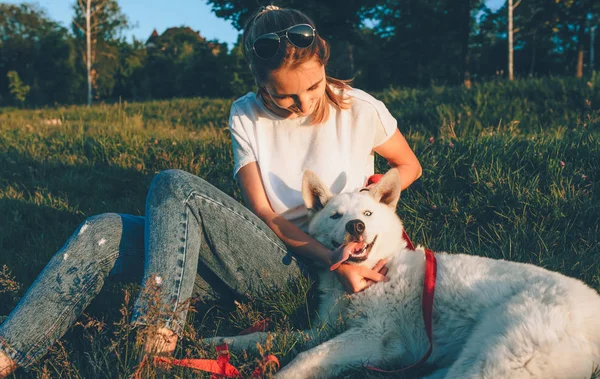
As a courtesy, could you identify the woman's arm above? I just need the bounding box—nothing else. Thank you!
[236,161,390,292]
[329,128,421,292]
[236,162,333,267]
[374,128,422,189]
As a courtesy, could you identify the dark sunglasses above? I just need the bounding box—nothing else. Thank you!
[252,24,316,60]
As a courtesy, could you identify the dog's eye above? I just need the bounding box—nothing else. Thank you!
[330,213,342,219]
[363,210,373,216]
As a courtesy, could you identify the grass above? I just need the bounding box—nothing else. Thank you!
[0,76,599,378]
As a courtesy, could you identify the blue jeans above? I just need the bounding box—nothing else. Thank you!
[0,169,307,369]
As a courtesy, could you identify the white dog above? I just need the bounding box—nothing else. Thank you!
[208,168,600,378]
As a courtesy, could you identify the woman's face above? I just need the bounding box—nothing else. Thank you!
[263,58,326,118]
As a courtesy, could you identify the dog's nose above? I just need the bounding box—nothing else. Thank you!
[345,219,365,237]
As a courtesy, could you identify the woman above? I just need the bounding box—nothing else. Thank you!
[0,5,421,377]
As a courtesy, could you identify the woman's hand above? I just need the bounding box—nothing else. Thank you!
[334,259,389,293]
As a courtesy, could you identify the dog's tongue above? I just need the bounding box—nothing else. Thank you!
[330,241,365,271]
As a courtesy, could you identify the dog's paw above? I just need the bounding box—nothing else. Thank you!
[274,368,310,379]
[202,332,269,352]
[202,336,232,346]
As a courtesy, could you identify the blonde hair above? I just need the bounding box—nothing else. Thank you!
[242,6,352,124]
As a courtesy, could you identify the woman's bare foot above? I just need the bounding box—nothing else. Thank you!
[0,351,17,378]
[132,327,178,377]
[142,327,178,356]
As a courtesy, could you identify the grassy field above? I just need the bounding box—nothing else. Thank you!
[0,76,599,378]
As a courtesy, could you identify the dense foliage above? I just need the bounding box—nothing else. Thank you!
[0,0,598,106]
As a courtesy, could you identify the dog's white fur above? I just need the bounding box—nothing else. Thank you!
[208,168,600,378]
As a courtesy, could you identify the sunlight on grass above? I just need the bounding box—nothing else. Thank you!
[0,78,598,378]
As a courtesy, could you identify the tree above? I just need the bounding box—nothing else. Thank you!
[458,0,480,87]
[7,71,30,106]
[140,26,240,98]
[227,35,255,95]
[112,38,147,100]
[365,0,482,87]
[508,0,519,80]
[556,0,600,77]
[475,0,566,79]
[72,0,129,104]
[0,3,78,106]
[504,0,553,78]
[592,25,597,72]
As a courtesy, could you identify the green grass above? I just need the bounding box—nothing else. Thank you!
[0,77,599,378]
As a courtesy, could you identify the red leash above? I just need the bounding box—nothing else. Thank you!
[145,173,435,377]
[366,174,437,373]
[152,345,240,378]
[366,248,436,374]
[145,319,279,378]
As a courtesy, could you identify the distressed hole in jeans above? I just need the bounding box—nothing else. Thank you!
[78,224,88,235]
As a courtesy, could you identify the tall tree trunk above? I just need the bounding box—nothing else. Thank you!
[529,34,537,76]
[508,0,514,80]
[86,0,92,106]
[460,0,472,87]
[592,26,597,72]
[576,18,586,78]
[76,0,107,105]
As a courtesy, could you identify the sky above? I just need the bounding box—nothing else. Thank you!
[4,0,507,50]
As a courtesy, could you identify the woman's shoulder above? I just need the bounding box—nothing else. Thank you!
[341,87,391,118]
[345,87,384,107]
[231,92,259,114]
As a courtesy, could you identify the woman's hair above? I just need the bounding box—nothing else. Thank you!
[242,5,352,124]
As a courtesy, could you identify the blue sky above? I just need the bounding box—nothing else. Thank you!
[4,0,241,47]
[5,0,507,49]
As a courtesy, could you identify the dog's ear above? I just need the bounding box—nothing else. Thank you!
[369,168,401,209]
[302,170,333,217]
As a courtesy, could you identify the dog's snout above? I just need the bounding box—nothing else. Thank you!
[345,219,365,237]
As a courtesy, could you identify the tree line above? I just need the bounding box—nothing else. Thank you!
[0,0,598,107]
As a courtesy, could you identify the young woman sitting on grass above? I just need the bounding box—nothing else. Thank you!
[0,5,421,377]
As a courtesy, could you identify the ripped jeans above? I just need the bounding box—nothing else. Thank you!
[0,169,307,369]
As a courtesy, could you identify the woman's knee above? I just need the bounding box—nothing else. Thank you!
[63,213,123,261]
[148,169,208,203]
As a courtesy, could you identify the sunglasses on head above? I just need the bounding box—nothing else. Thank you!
[252,24,316,60]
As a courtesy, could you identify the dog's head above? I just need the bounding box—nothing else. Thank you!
[302,168,405,270]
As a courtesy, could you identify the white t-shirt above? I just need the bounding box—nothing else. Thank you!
[229,87,398,232]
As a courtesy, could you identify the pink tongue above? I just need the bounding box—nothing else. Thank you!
[330,241,365,271]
